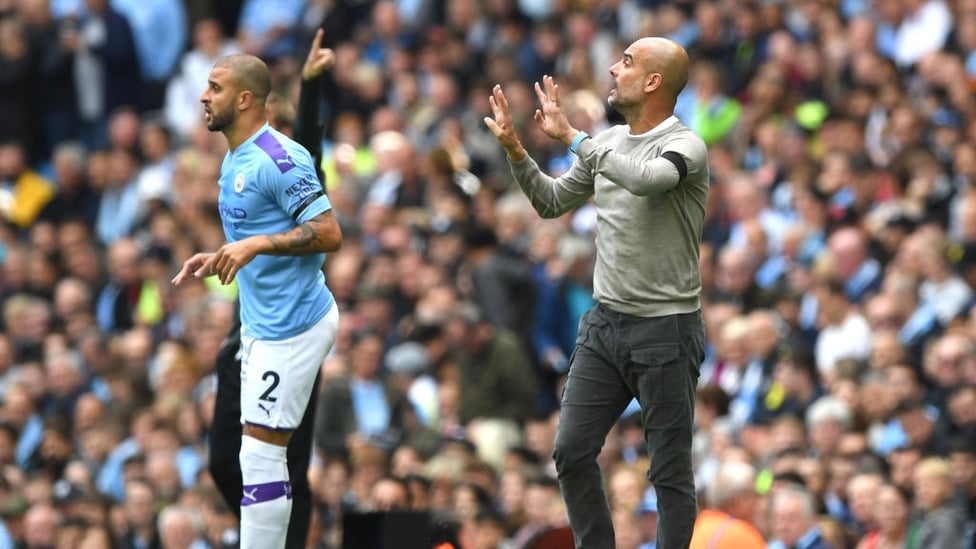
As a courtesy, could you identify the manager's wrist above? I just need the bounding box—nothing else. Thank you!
[569,130,589,155]
[506,146,527,163]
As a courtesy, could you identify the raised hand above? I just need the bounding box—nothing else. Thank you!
[483,84,526,162]
[533,75,575,144]
[302,28,336,81]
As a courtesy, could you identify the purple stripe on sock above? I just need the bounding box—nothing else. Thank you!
[241,481,293,506]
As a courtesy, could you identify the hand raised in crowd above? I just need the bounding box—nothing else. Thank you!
[302,28,336,81]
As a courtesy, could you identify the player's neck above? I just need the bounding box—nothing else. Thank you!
[225,113,268,152]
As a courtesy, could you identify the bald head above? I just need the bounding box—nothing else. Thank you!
[214,54,272,104]
[633,37,690,101]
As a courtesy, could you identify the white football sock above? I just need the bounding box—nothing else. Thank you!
[239,435,291,549]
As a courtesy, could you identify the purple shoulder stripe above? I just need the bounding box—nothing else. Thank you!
[254,131,296,173]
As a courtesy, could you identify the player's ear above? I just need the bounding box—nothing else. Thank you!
[237,90,253,111]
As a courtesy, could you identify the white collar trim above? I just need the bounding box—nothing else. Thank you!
[629,116,679,138]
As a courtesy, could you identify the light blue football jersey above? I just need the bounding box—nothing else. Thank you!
[217,124,335,340]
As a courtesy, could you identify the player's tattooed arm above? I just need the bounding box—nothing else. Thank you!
[202,211,342,285]
[263,211,342,254]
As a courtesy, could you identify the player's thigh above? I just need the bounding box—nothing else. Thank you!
[240,307,339,429]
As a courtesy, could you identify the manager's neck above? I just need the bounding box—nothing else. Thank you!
[627,111,676,135]
[625,98,676,135]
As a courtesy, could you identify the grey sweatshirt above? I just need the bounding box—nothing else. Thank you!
[510,116,709,317]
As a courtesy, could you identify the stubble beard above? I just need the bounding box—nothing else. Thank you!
[608,92,632,117]
[206,108,233,133]
[608,82,632,114]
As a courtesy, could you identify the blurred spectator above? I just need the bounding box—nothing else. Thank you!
[509,474,562,548]
[0,7,36,157]
[134,119,176,215]
[365,130,425,210]
[95,238,142,334]
[813,278,872,382]
[826,226,884,305]
[892,398,949,457]
[22,502,59,549]
[363,475,409,512]
[112,0,186,112]
[690,461,765,549]
[857,482,911,549]
[947,437,976,541]
[751,340,822,426]
[917,236,974,327]
[845,470,884,541]
[119,476,160,549]
[911,457,967,549]
[0,142,55,231]
[37,142,99,229]
[806,396,853,461]
[3,384,43,471]
[683,62,742,147]
[711,246,770,313]
[70,0,140,151]
[314,328,411,459]
[19,0,80,161]
[39,349,88,420]
[461,222,536,341]
[385,341,438,430]
[767,486,831,549]
[157,503,207,549]
[94,148,141,245]
[470,506,512,549]
[164,18,241,143]
[530,229,595,412]
[446,303,536,428]
[236,0,304,61]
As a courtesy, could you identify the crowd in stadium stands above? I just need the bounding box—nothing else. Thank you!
[1,0,976,547]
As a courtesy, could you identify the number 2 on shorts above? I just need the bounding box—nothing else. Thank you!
[259,370,279,402]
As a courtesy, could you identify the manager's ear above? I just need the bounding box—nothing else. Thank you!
[645,72,663,94]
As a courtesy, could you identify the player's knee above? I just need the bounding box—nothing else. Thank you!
[240,435,289,489]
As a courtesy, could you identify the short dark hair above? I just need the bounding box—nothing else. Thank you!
[214,54,272,104]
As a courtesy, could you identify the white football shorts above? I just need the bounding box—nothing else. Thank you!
[239,305,339,429]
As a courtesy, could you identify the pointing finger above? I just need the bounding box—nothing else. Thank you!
[311,28,323,51]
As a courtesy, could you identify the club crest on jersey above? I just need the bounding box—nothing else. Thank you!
[234,172,245,193]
